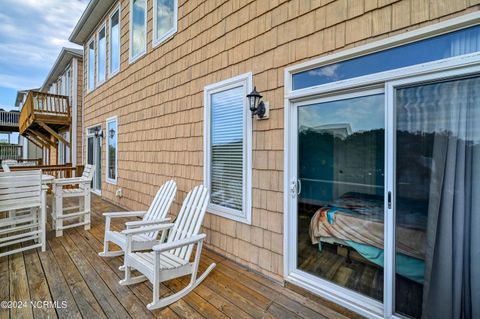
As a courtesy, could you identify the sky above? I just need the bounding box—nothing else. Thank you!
[0,0,89,111]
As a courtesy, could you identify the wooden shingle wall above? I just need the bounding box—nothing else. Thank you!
[82,0,479,281]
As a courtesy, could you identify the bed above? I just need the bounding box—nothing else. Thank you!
[308,192,427,283]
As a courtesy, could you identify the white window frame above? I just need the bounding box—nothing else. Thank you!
[96,22,107,86]
[87,37,95,92]
[129,0,147,64]
[283,12,480,319]
[105,116,118,185]
[203,72,253,224]
[152,0,178,48]
[108,4,122,78]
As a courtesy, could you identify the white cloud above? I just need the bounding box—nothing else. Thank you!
[0,0,88,93]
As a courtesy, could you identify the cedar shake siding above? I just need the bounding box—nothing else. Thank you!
[79,0,479,281]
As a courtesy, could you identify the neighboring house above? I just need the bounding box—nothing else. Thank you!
[40,47,84,166]
[15,89,43,161]
[69,1,480,318]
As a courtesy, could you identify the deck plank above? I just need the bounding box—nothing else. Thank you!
[0,249,10,319]
[22,245,58,319]
[9,245,34,319]
[55,234,131,319]
[66,229,156,319]
[48,237,107,319]
[37,242,83,319]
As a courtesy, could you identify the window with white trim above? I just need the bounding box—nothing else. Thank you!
[129,0,147,62]
[109,6,121,76]
[106,117,118,184]
[204,73,252,224]
[97,24,106,84]
[153,0,177,46]
[87,39,95,91]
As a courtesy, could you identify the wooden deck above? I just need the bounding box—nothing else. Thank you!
[0,195,363,319]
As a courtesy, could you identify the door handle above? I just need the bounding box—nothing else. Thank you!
[290,180,297,197]
[297,179,302,195]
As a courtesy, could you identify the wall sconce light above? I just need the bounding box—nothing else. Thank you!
[94,127,104,138]
[109,128,115,139]
[247,87,269,119]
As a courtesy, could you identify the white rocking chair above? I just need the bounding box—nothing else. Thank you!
[119,184,215,310]
[51,164,95,237]
[99,180,177,258]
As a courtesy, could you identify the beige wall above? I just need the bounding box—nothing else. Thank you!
[81,0,479,281]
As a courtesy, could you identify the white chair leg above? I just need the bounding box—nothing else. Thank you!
[54,185,63,237]
[84,189,91,230]
[40,188,47,252]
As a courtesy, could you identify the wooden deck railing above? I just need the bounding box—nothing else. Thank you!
[0,111,19,130]
[19,91,71,134]
[3,164,84,178]
[0,144,22,160]
[1,164,85,192]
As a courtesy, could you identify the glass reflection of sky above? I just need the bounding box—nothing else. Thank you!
[156,0,174,38]
[293,25,480,90]
[397,77,480,142]
[132,0,146,57]
[211,86,244,145]
[110,11,120,73]
[299,94,384,133]
[97,28,106,82]
[88,42,95,90]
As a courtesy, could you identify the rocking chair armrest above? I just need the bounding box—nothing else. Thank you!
[125,218,171,229]
[52,177,87,186]
[103,211,147,218]
[122,223,175,235]
[152,234,206,253]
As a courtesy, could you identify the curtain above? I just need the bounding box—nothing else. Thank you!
[422,77,480,319]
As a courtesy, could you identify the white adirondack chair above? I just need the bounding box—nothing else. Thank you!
[119,184,215,310]
[52,164,95,237]
[99,180,176,258]
[0,170,46,257]
[1,163,10,172]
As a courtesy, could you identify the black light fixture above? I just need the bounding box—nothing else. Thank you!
[247,86,266,119]
[94,127,104,138]
[109,128,115,139]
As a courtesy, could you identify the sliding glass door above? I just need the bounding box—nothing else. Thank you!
[290,71,480,319]
[393,75,480,318]
[295,90,386,302]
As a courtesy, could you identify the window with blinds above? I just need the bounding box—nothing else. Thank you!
[210,86,244,211]
[204,74,252,224]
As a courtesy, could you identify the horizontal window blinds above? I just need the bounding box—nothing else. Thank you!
[210,86,244,211]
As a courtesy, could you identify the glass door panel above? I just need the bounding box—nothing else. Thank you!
[395,75,480,318]
[297,93,385,301]
[87,129,102,193]
[95,136,102,192]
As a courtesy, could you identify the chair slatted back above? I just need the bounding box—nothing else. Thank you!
[80,164,95,190]
[167,185,209,261]
[143,180,177,239]
[0,170,42,212]
[82,164,95,180]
